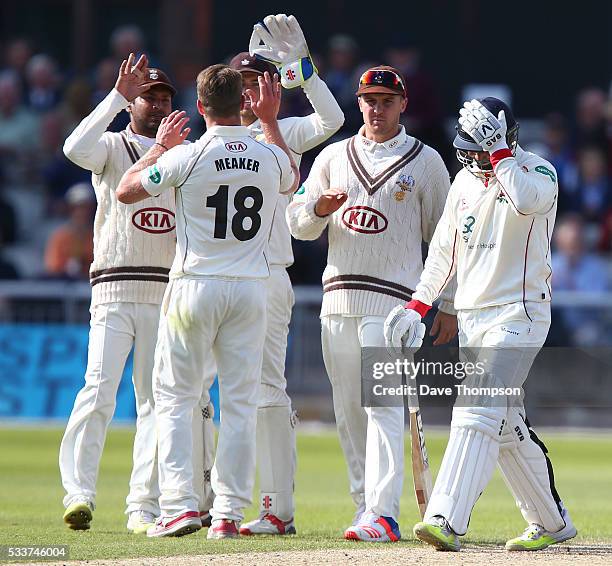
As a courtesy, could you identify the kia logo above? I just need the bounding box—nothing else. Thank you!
[225,141,247,153]
[341,206,388,234]
[132,207,176,234]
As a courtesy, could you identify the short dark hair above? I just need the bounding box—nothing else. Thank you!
[197,64,242,118]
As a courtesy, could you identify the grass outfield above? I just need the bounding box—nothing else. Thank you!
[0,427,610,561]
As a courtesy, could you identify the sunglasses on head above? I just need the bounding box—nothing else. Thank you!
[359,69,405,93]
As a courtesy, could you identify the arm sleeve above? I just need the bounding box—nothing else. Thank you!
[419,152,457,314]
[491,151,558,215]
[270,145,296,194]
[63,89,129,174]
[140,146,190,197]
[286,146,332,240]
[282,75,345,153]
[413,185,459,309]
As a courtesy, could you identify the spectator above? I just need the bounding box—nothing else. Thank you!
[552,214,611,345]
[573,87,608,154]
[542,113,578,202]
[1,38,33,98]
[561,146,610,224]
[109,25,148,65]
[0,72,39,183]
[44,182,95,279]
[25,54,62,112]
[92,58,128,132]
[325,34,358,107]
[39,111,90,214]
[58,77,93,134]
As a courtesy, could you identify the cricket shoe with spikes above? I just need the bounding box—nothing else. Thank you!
[207,518,239,539]
[413,515,460,551]
[239,513,296,535]
[146,511,201,538]
[127,510,156,534]
[344,512,401,542]
[63,499,94,531]
[506,507,577,551]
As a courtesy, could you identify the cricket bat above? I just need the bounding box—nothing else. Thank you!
[403,370,433,519]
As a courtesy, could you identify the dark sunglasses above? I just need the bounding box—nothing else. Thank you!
[359,69,405,93]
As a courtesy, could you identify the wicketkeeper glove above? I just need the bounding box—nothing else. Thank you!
[249,14,318,89]
[384,304,426,356]
[458,99,509,153]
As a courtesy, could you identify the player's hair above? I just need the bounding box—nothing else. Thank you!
[197,64,242,118]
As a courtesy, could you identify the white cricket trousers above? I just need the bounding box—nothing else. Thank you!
[155,277,266,522]
[321,315,404,520]
[193,265,297,520]
[425,301,566,535]
[59,302,161,515]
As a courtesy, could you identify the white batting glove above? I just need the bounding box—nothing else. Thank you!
[384,305,426,356]
[458,99,509,153]
[249,14,317,89]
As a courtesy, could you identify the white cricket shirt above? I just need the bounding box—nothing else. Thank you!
[141,125,293,280]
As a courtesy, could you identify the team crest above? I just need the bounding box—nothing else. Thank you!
[394,174,415,201]
[497,191,508,204]
[149,69,159,80]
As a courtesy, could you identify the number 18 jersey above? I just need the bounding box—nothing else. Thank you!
[142,125,293,280]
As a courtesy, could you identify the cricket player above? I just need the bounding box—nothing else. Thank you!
[193,14,345,535]
[60,54,179,534]
[116,65,299,539]
[384,98,577,551]
[287,65,457,542]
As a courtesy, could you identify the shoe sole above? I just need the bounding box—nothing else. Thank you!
[63,504,92,531]
[207,532,239,539]
[414,524,460,552]
[506,528,577,551]
[240,526,296,536]
[148,522,201,538]
[344,530,399,543]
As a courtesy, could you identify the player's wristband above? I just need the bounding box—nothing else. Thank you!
[280,57,318,89]
[489,148,513,168]
[155,142,169,151]
[405,299,431,318]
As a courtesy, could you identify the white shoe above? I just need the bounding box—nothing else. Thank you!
[344,512,401,542]
[146,511,201,538]
[352,503,366,526]
[239,513,296,535]
[506,506,577,551]
[127,510,157,534]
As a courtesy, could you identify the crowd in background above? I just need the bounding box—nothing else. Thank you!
[0,26,610,344]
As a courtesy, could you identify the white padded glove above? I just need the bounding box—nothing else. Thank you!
[384,305,426,355]
[249,14,316,89]
[458,99,509,153]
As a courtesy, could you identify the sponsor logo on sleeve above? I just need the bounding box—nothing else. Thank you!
[147,165,161,184]
[341,206,388,234]
[132,207,176,234]
[534,165,556,183]
[296,185,306,195]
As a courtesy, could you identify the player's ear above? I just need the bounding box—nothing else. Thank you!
[400,96,407,113]
[357,95,364,112]
[196,99,206,118]
[126,102,132,114]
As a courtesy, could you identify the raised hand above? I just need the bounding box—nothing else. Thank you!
[115,53,150,102]
[458,99,508,153]
[156,110,190,149]
[245,71,281,125]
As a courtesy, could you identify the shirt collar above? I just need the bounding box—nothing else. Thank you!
[357,125,407,152]
[205,125,251,137]
[126,125,156,148]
